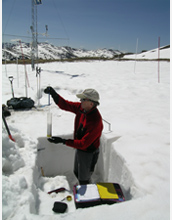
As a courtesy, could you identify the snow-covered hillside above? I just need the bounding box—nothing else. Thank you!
[2,42,122,61]
[2,47,170,220]
[2,42,170,62]
[124,45,170,60]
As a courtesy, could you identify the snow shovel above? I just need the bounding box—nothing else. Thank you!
[8,76,15,98]
[2,111,15,142]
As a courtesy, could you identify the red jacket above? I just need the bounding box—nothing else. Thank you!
[57,95,103,152]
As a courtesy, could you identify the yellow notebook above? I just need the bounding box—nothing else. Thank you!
[97,183,119,199]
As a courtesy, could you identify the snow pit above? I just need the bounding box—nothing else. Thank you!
[32,133,133,215]
[36,134,104,188]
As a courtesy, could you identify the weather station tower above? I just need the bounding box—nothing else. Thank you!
[30,0,42,71]
[30,0,48,106]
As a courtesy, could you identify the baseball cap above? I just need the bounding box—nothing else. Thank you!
[76,89,100,104]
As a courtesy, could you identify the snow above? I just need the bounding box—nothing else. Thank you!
[124,46,170,60]
[1,47,170,220]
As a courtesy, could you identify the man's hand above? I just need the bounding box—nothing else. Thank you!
[48,136,66,144]
[44,86,59,104]
[44,86,54,95]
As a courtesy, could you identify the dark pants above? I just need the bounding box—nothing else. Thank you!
[74,148,99,185]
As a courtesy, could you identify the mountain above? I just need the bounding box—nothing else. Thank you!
[2,42,123,61]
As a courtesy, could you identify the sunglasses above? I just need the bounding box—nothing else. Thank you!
[80,98,92,102]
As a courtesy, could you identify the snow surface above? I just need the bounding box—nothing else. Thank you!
[124,46,170,60]
[2,48,170,220]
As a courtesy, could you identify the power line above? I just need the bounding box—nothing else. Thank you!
[51,0,70,42]
[3,33,69,41]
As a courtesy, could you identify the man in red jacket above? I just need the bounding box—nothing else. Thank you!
[44,87,103,185]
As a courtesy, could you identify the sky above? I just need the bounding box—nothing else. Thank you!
[2,0,170,53]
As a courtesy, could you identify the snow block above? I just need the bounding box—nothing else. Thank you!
[73,182,125,209]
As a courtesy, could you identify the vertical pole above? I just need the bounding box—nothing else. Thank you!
[16,57,19,87]
[19,40,29,97]
[47,112,52,137]
[134,38,138,74]
[48,93,50,105]
[48,84,50,105]
[4,43,8,76]
[158,37,160,83]
[31,0,36,70]
[36,67,42,106]
[9,76,15,98]
[5,58,7,77]
[36,4,38,65]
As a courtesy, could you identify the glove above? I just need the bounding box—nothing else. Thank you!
[44,86,59,104]
[48,136,66,144]
[44,86,54,95]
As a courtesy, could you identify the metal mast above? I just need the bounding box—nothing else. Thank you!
[31,0,42,71]
[31,0,35,70]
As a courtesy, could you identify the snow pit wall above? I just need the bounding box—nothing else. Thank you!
[28,133,133,214]
[36,135,76,178]
[35,133,133,200]
[35,134,104,188]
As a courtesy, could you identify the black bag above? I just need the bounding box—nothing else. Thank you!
[7,97,35,110]
[52,202,68,213]
[2,104,11,117]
